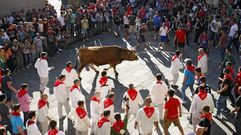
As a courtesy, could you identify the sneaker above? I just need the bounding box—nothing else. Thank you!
[58,48,62,52]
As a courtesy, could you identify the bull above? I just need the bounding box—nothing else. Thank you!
[76,45,138,77]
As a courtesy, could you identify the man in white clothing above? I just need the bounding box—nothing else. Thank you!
[96,71,114,100]
[34,52,54,93]
[197,48,208,74]
[135,97,160,135]
[53,75,70,119]
[61,61,78,94]
[26,111,41,135]
[96,110,111,135]
[150,73,168,121]
[68,100,91,135]
[122,84,143,116]
[44,120,65,135]
[100,92,115,122]
[189,85,214,133]
[37,94,50,134]
[69,79,85,108]
[170,50,183,87]
[159,23,169,48]
[90,91,101,134]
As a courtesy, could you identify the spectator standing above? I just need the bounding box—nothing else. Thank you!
[181,59,195,104]
[174,26,186,53]
[163,90,184,135]
[209,17,221,47]
[46,27,56,57]
[12,39,24,72]
[153,11,161,40]
[17,83,31,126]
[123,12,129,39]
[228,20,239,51]
[34,52,54,93]
[145,17,155,45]
[159,23,169,48]
[33,33,45,58]
[0,94,12,134]
[22,38,31,68]
[68,100,91,135]
[216,30,228,61]
[81,16,89,41]
[170,50,183,87]
[10,104,26,135]
[26,111,41,135]
[198,31,210,53]
[128,12,136,39]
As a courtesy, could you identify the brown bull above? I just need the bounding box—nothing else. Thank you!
[77,45,138,77]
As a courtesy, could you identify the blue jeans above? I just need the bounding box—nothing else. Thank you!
[216,95,228,114]
[181,83,194,101]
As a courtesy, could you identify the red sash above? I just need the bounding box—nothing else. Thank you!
[186,65,195,73]
[224,74,233,81]
[27,120,35,127]
[54,80,64,87]
[70,85,80,92]
[197,54,205,61]
[112,120,124,133]
[201,112,212,122]
[171,55,178,61]
[156,81,162,84]
[97,117,110,128]
[40,57,47,61]
[127,89,138,101]
[11,111,21,116]
[38,99,47,109]
[104,98,113,109]
[91,96,100,104]
[65,67,72,73]
[17,89,27,98]
[48,129,58,135]
[143,106,155,118]
[198,90,207,100]
[99,77,108,87]
[75,107,87,119]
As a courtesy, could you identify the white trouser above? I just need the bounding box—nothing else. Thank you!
[39,120,48,134]
[58,100,70,118]
[172,73,179,85]
[76,129,88,135]
[40,76,49,91]
[192,116,201,133]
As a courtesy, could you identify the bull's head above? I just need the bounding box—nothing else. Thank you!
[127,49,138,61]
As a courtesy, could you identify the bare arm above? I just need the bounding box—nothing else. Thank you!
[7,81,17,93]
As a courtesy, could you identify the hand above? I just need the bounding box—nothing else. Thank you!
[50,66,54,70]
[217,91,221,94]
[155,126,160,131]
[179,113,182,117]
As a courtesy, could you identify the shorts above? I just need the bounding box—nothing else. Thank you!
[160,36,167,42]
[177,42,185,48]
[124,24,129,28]
[5,93,12,102]
[164,118,181,129]
[139,35,146,43]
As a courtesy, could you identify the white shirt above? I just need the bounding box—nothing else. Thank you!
[95,120,111,135]
[34,58,50,78]
[150,82,168,104]
[121,90,143,114]
[170,57,183,74]
[44,131,65,135]
[197,54,208,74]
[136,107,158,134]
[189,93,214,118]
[210,19,221,33]
[38,23,44,33]
[96,78,114,100]
[37,103,48,122]
[69,87,85,108]
[53,83,68,103]
[26,121,41,135]
[159,26,168,36]
[90,99,101,122]
[68,108,91,131]
[58,16,65,26]
[61,68,78,87]
[123,15,129,25]
[100,98,114,122]
[228,23,238,37]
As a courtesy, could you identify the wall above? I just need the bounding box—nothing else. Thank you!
[0,0,45,16]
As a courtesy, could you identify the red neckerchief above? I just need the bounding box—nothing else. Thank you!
[171,55,178,61]
[127,89,138,101]
[226,67,234,76]
[48,128,58,135]
[156,81,162,84]
[17,89,27,98]
[112,120,124,133]
[70,85,80,92]
[224,74,233,81]
[27,120,35,127]
[91,96,100,104]
[201,112,212,122]
[197,73,205,80]
[99,76,108,87]
[143,106,155,118]
[198,90,207,100]
[54,80,64,87]
[104,98,113,109]
[11,111,21,116]
[186,65,195,73]
[75,107,87,119]
[40,57,47,61]
[65,66,72,73]
[198,53,205,61]
[97,117,110,128]
[38,99,47,109]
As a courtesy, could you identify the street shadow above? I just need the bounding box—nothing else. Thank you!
[211,117,235,134]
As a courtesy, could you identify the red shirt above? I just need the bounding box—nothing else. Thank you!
[175,29,186,43]
[164,97,180,120]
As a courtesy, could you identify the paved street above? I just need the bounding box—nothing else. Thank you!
[11,28,240,135]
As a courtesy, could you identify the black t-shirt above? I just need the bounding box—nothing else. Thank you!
[146,20,154,31]
[1,75,12,98]
[220,78,232,96]
[199,117,211,135]
[236,96,241,112]
[128,15,136,25]
[195,84,211,94]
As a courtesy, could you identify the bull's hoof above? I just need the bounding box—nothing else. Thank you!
[95,71,100,74]
[115,72,119,76]
[78,77,82,81]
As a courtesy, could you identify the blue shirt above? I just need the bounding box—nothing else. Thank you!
[10,115,25,134]
[153,15,161,27]
[184,69,195,85]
